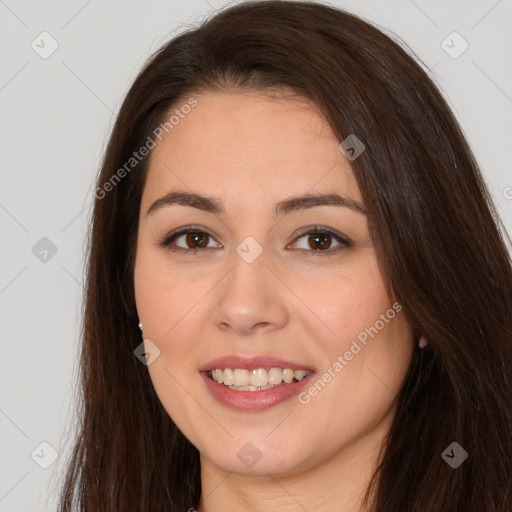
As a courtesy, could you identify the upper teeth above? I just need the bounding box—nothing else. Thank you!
[211,368,311,387]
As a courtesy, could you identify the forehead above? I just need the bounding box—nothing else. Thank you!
[143,90,362,208]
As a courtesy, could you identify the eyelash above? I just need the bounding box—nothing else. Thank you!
[158,225,351,257]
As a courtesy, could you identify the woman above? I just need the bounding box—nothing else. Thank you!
[57,1,512,510]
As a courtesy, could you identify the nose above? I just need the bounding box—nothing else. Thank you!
[209,248,290,336]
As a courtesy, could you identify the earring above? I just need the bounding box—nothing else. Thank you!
[138,321,143,331]
[418,335,428,348]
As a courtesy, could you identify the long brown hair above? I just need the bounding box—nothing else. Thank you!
[56,1,512,510]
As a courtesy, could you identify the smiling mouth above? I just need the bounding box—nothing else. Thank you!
[206,367,312,391]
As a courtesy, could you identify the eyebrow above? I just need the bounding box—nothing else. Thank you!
[146,190,367,217]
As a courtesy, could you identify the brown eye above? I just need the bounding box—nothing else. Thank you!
[159,225,350,256]
[306,232,333,250]
[291,227,349,254]
[184,232,210,249]
[159,227,221,253]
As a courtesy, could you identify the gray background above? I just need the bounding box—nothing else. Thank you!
[1,0,511,510]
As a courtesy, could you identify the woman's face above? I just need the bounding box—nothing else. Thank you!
[134,90,414,477]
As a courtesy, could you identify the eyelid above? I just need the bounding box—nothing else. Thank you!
[290,225,350,248]
[158,224,351,255]
[158,225,221,251]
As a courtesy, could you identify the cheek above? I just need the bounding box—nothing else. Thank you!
[134,246,210,343]
[290,251,392,357]
[296,256,412,432]
[134,249,209,434]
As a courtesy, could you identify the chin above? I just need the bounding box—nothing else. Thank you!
[200,435,313,477]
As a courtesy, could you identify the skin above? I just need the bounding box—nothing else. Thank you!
[133,90,415,512]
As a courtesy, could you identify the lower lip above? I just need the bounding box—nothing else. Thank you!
[200,371,315,411]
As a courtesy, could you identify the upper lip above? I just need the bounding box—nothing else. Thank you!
[199,355,315,372]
